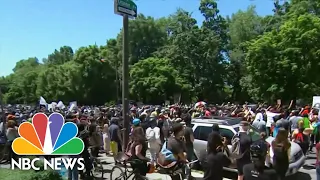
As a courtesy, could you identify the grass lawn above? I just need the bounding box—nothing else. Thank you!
[0,168,63,180]
[0,168,35,180]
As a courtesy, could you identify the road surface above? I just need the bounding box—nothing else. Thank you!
[0,150,316,180]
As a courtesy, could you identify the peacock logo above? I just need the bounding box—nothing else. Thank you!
[12,112,84,155]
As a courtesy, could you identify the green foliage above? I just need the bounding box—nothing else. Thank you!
[1,0,319,104]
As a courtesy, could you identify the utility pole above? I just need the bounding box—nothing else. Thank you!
[114,0,137,151]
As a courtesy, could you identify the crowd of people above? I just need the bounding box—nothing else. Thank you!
[0,101,320,180]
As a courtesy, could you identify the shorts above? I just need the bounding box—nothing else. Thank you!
[110,141,118,155]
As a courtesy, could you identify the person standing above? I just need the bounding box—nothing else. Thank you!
[102,123,110,155]
[252,109,267,133]
[109,117,122,157]
[182,113,195,161]
[6,120,18,163]
[202,132,231,180]
[243,145,277,180]
[289,110,302,134]
[235,121,252,180]
[146,118,161,166]
[272,128,291,180]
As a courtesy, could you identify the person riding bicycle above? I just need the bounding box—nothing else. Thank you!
[243,144,278,180]
[162,123,188,179]
[127,126,150,177]
[167,123,187,163]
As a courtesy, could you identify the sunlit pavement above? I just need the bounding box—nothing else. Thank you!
[0,149,316,180]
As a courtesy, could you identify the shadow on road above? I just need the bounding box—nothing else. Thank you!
[286,172,311,180]
[221,171,312,180]
[303,164,315,170]
[307,156,316,160]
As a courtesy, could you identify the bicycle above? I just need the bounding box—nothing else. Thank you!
[157,159,199,180]
[110,153,149,180]
[88,146,105,179]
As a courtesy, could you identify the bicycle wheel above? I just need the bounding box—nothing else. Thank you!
[132,174,149,180]
[110,165,126,180]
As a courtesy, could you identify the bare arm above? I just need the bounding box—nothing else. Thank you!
[135,144,150,161]
[190,134,194,143]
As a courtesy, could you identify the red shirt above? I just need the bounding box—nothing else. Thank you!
[205,110,211,117]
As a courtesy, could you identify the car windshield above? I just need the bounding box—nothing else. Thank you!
[234,125,260,142]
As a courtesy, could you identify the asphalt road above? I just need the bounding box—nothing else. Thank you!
[296,149,317,180]
[0,150,317,180]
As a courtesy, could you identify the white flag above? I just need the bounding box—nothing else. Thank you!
[51,102,57,109]
[57,101,65,109]
[68,101,77,112]
[39,96,47,106]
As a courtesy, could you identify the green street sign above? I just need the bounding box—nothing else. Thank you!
[114,0,137,18]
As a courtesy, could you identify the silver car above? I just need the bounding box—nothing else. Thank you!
[191,117,306,176]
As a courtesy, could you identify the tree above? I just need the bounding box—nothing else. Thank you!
[45,46,74,65]
[226,6,263,102]
[129,57,191,103]
[243,13,320,102]
[2,0,320,105]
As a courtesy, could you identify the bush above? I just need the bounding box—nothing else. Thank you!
[0,168,63,180]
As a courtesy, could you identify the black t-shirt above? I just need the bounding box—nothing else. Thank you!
[109,124,120,142]
[130,141,148,159]
[167,137,186,155]
[184,126,194,148]
[203,152,231,180]
[239,132,252,161]
[243,163,278,180]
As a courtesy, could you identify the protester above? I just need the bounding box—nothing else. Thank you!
[243,144,277,180]
[6,120,18,162]
[145,118,161,165]
[128,126,150,176]
[272,128,291,180]
[109,117,122,157]
[235,121,252,180]
[88,124,102,157]
[102,123,110,155]
[182,113,195,161]
[202,132,231,180]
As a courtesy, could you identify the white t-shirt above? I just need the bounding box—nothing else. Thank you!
[266,111,279,127]
[146,127,161,149]
[6,127,19,141]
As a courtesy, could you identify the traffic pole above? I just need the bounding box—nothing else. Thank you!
[0,87,5,133]
[122,14,129,152]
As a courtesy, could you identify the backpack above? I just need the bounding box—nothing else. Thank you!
[157,141,176,166]
[231,132,244,159]
[294,132,304,144]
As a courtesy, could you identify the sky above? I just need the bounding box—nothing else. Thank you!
[0,0,275,77]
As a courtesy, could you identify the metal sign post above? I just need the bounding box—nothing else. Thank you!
[114,0,137,152]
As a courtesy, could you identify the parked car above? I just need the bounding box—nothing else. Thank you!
[192,117,306,176]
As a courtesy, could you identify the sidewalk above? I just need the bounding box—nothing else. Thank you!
[95,154,203,180]
[0,153,231,180]
[96,153,232,180]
